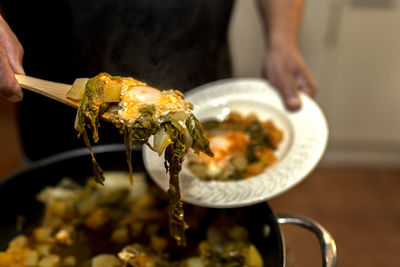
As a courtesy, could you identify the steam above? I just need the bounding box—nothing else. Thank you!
[69,0,234,92]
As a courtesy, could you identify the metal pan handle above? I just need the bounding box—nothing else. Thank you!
[277,214,337,267]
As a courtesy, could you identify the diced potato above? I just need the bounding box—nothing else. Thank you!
[85,208,108,230]
[42,216,64,230]
[63,256,76,266]
[245,244,263,267]
[0,252,16,266]
[49,200,69,218]
[244,161,265,176]
[55,228,73,245]
[263,121,283,146]
[77,192,101,215]
[150,236,167,252]
[231,156,248,171]
[118,246,155,267]
[33,227,54,243]
[260,149,277,166]
[206,162,222,178]
[7,235,28,251]
[38,254,61,267]
[67,78,88,100]
[91,254,122,267]
[103,83,122,102]
[228,226,249,241]
[111,227,129,244]
[0,248,33,267]
[220,165,237,180]
[24,251,39,266]
[185,257,204,267]
[36,243,51,257]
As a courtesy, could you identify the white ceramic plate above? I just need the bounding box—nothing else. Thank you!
[143,78,328,208]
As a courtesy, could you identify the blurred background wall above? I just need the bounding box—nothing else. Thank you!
[229,0,400,167]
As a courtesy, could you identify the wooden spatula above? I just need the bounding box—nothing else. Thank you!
[15,74,79,108]
[15,74,114,121]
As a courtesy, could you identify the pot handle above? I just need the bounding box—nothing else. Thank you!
[276,213,337,267]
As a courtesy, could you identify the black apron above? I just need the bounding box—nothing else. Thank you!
[2,0,234,160]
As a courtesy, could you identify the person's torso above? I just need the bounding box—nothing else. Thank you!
[3,0,234,90]
[2,0,235,160]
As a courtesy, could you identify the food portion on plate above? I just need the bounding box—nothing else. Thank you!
[0,173,264,267]
[67,73,214,245]
[144,78,328,207]
[187,112,283,181]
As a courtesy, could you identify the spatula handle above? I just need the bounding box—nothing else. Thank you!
[15,74,79,108]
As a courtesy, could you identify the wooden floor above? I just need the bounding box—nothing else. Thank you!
[269,168,400,267]
[1,98,399,267]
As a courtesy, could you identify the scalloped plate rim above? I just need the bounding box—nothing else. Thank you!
[143,78,328,208]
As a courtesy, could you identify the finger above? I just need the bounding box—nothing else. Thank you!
[6,43,25,75]
[266,66,301,110]
[278,73,301,110]
[0,15,25,75]
[4,34,24,75]
[295,75,314,96]
[296,67,317,97]
[0,48,23,102]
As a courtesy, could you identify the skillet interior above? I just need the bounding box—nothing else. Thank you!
[0,144,284,267]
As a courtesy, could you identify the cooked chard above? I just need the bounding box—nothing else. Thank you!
[72,73,213,245]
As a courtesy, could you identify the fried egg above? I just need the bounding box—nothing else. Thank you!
[193,132,250,164]
[118,85,193,126]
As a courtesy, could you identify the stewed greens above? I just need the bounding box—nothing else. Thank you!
[72,73,213,245]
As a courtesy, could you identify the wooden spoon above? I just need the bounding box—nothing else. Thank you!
[15,74,115,122]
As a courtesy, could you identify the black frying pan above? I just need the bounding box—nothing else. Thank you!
[0,144,336,267]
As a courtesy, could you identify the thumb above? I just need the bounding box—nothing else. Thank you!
[0,15,25,75]
[0,47,23,102]
[5,39,25,75]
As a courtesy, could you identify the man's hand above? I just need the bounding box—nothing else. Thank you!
[0,15,24,102]
[263,45,317,110]
[257,0,317,110]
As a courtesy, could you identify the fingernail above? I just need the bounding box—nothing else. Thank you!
[287,97,301,109]
[7,92,23,102]
[289,96,300,106]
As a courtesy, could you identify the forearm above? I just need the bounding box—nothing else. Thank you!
[257,0,305,50]
[256,0,316,110]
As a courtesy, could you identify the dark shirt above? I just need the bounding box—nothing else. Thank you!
[2,0,234,160]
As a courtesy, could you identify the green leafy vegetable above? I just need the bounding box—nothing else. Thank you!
[73,73,213,245]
